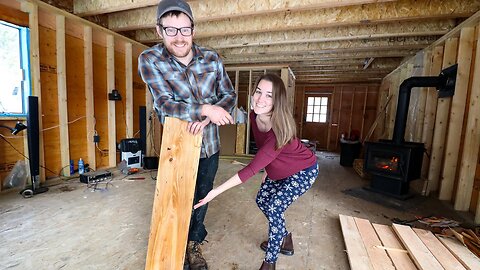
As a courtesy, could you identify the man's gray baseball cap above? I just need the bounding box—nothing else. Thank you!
[157,0,194,23]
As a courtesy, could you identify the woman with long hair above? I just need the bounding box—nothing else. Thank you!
[194,73,318,270]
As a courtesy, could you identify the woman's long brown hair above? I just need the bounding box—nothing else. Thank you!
[253,73,297,149]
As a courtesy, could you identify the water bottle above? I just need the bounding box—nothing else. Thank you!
[69,159,74,175]
[78,158,84,175]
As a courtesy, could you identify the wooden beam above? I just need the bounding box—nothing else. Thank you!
[56,14,71,176]
[455,25,480,212]
[223,50,417,64]
[106,35,116,167]
[125,42,133,138]
[439,27,475,201]
[0,3,29,27]
[414,50,432,142]
[145,84,154,157]
[108,0,475,32]
[20,0,147,49]
[78,0,394,17]
[246,70,252,154]
[363,58,375,70]
[20,1,46,182]
[83,25,96,170]
[217,37,434,57]
[426,37,458,194]
[137,20,454,44]
[289,58,403,68]
[74,0,157,16]
[420,46,444,180]
[145,117,202,270]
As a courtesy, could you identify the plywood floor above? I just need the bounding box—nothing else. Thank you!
[0,152,473,270]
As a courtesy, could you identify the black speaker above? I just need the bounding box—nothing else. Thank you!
[139,106,147,154]
[27,96,39,181]
[21,96,48,197]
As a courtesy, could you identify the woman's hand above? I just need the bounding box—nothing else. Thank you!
[194,189,221,209]
[193,174,243,209]
[262,171,268,183]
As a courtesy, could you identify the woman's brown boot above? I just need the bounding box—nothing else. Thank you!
[260,233,294,255]
[259,261,276,270]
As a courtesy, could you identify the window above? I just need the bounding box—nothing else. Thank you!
[305,96,328,123]
[0,20,31,117]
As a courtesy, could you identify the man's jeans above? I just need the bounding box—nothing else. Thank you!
[188,152,219,243]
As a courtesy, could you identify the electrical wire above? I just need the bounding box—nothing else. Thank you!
[0,133,59,177]
[42,116,87,131]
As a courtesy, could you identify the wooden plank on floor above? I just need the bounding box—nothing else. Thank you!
[372,224,417,270]
[354,218,395,270]
[438,236,480,270]
[392,224,445,270]
[339,215,374,270]
[145,117,203,270]
[413,228,467,270]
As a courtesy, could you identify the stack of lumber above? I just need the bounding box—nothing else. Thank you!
[339,214,480,270]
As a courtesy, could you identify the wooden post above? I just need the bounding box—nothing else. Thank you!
[56,14,71,176]
[439,27,475,200]
[125,42,133,138]
[414,50,432,142]
[386,71,400,139]
[421,46,444,179]
[21,1,45,182]
[455,26,480,213]
[84,25,96,170]
[145,117,202,269]
[106,34,116,167]
[426,38,458,194]
[246,70,252,154]
[360,87,368,141]
[146,84,154,156]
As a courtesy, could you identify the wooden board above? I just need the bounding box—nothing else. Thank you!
[413,228,466,270]
[145,117,202,270]
[392,223,444,270]
[339,214,374,270]
[354,217,395,270]
[373,224,417,270]
[438,236,480,270]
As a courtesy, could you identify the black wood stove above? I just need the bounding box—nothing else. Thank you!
[364,64,458,199]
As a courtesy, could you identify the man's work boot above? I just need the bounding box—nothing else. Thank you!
[260,233,294,255]
[187,241,208,270]
[259,261,276,270]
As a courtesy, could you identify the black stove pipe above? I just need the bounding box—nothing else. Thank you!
[392,64,457,145]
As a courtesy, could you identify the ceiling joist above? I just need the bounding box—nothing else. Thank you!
[136,20,455,46]
[108,0,477,33]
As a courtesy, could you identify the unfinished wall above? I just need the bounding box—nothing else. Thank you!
[294,84,379,151]
[377,13,480,222]
[0,0,148,192]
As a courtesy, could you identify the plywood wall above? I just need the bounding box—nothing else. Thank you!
[379,15,480,222]
[0,0,148,191]
[294,84,379,151]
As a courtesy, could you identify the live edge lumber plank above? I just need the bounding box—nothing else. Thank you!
[372,224,417,270]
[354,218,395,270]
[392,223,445,270]
[339,215,374,270]
[413,228,466,270]
[145,117,203,270]
[438,236,480,270]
